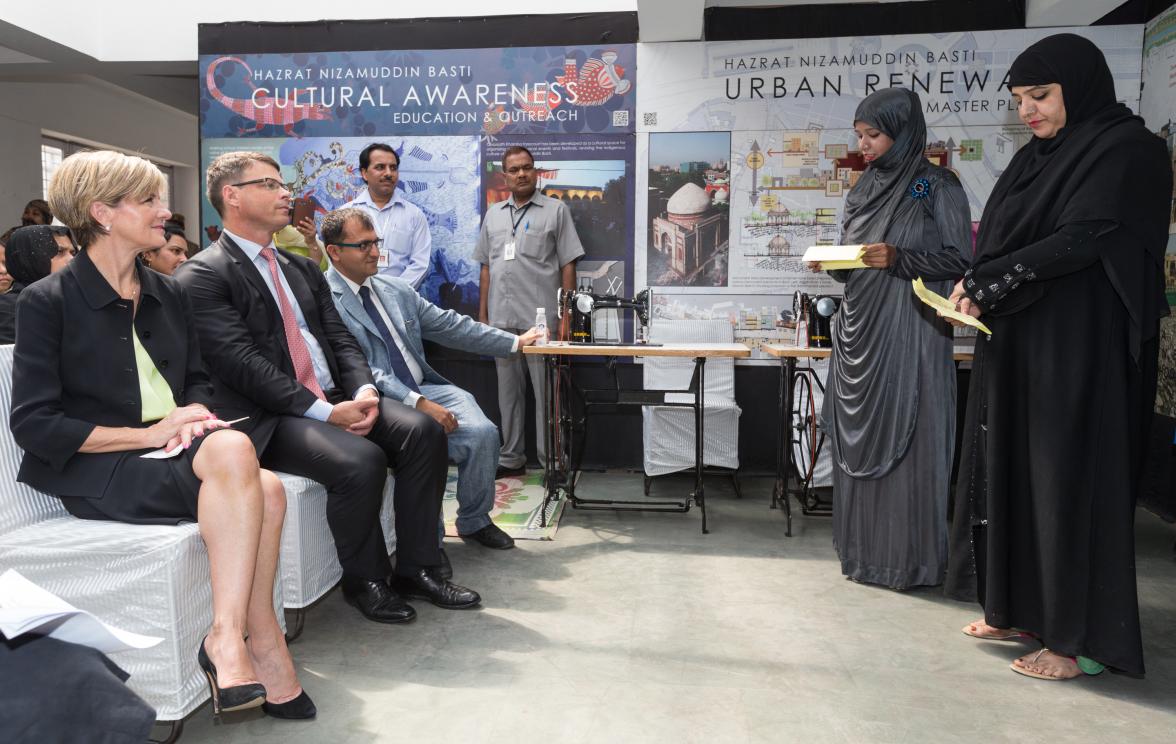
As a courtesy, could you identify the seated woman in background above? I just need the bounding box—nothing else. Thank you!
[21,198,52,226]
[140,221,189,275]
[0,231,17,344]
[8,150,315,719]
[0,224,76,344]
[4,224,76,286]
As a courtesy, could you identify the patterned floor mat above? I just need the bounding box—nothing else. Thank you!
[442,468,566,540]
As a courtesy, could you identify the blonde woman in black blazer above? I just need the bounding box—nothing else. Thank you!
[9,151,314,719]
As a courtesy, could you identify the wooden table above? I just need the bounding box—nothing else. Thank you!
[762,342,976,536]
[524,342,751,533]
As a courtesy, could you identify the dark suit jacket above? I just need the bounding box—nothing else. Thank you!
[172,234,374,427]
[9,250,214,497]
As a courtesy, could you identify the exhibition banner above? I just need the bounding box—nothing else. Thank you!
[1140,3,1176,417]
[199,45,636,138]
[637,26,1142,132]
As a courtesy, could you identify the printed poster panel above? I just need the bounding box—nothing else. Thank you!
[200,136,483,315]
[1141,4,1176,416]
[200,45,636,139]
[646,132,731,288]
[637,26,1142,133]
[480,133,636,297]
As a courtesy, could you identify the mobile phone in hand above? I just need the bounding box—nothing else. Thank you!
[291,197,315,227]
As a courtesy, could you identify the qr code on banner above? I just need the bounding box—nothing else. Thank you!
[612,110,630,127]
[643,112,657,126]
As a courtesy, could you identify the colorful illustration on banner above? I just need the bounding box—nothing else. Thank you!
[200,45,636,139]
[200,135,482,315]
[556,51,633,106]
[205,56,332,136]
[647,132,731,288]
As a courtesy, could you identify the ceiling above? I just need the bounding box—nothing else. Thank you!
[0,1,1133,117]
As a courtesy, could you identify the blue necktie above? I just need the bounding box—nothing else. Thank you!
[358,285,421,394]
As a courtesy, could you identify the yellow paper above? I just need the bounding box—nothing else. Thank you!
[912,277,992,335]
[802,244,864,263]
[818,260,867,271]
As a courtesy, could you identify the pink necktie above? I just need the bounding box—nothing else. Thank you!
[259,246,325,400]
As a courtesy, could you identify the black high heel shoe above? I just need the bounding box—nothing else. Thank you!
[197,637,267,715]
[263,689,317,719]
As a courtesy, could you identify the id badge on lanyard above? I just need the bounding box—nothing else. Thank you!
[505,203,530,262]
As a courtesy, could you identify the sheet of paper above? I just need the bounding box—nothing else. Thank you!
[817,260,867,271]
[139,416,250,459]
[801,244,864,263]
[912,277,993,335]
[0,569,162,653]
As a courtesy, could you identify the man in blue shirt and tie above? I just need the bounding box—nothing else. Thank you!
[339,143,432,289]
[321,207,541,553]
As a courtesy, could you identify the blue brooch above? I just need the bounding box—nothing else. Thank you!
[909,178,931,199]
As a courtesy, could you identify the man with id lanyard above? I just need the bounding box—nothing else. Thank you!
[338,143,432,289]
[475,146,584,478]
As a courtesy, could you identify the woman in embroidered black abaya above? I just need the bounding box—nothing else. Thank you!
[946,34,1170,679]
[818,88,972,590]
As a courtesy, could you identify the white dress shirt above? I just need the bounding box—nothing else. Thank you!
[341,188,432,289]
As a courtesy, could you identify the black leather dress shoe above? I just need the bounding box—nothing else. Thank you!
[434,548,453,580]
[340,576,417,624]
[495,464,526,479]
[390,569,481,609]
[263,689,317,720]
[460,523,515,550]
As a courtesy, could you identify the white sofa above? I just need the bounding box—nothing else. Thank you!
[0,344,397,733]
[0,345,280,728]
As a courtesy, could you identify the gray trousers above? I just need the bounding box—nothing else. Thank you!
[495,330,546,468]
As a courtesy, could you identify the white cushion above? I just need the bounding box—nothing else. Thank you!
[276,472,396,609]
[0,517,278,721]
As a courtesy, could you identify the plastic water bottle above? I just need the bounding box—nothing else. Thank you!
[535,307,548,345]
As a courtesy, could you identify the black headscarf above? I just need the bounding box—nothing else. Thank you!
[842,88,928,244]
[5,226,62,286]
[974,33,1170,355]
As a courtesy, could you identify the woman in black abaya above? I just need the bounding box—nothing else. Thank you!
[819,88,971,590]
[946,34,1170,679]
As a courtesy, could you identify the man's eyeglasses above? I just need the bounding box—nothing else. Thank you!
[505,163,536,176]
[333,238,384,251]
[230,177,292,192]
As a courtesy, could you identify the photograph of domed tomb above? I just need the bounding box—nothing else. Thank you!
[647,131,731,287]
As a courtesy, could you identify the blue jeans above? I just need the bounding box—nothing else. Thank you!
[419,383,500,544]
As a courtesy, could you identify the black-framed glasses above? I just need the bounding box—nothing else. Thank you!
[230,177,291,192]
[333,238,383,251]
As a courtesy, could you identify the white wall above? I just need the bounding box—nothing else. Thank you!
[0,77,199,239]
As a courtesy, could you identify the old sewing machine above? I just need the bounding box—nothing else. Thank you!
[558,280,654,345]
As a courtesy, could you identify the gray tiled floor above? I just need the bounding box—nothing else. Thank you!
[178,472,1176,743]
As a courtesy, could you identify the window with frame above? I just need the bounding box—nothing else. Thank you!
[41,136,175,208]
